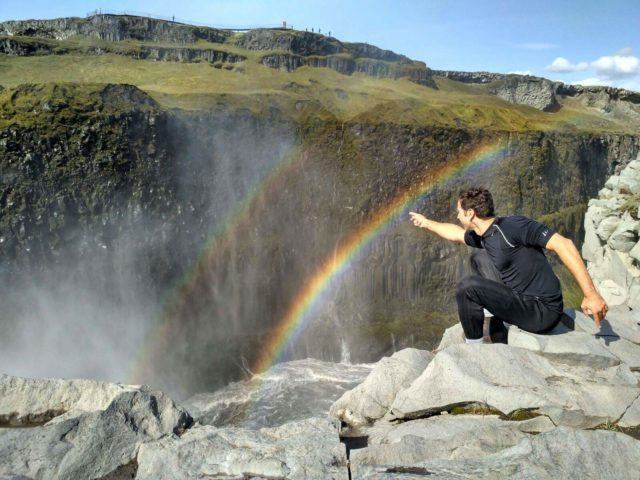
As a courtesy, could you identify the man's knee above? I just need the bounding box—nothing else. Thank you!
[456,275,483,298]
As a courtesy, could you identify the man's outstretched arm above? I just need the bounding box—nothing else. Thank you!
[409,212,466,243]
[545,232,608,326]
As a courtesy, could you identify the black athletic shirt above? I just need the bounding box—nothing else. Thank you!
[464,215,563,312]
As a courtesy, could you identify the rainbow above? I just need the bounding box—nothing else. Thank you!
[250,139,508,375]
[127,145,305,384]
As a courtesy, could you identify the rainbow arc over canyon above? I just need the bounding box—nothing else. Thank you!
[250,139,508,375]
[128,146,304,383]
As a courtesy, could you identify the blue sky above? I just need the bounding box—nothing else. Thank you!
[2,0,639,90]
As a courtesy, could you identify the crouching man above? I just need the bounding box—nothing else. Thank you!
[409,187,607,344]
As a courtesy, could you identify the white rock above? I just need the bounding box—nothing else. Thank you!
[0,387,193,480]
[350,414,555,467]
[388,344,640,428]
[596,216,621,241]
[435,323,465,350]
[618,394,640,428]
[599,278,629,306]
[573,308,640,345]
[507,324,620,368]
[353,427,640,479]
[329,348,433,427]
[136,416,348,480]
[607,217,639,252]
[0,373,138,427]
[596,216,620,242]
[581,222,603,263]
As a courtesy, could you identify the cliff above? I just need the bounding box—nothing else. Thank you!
[434,69,640,114]
[1,14,640,397]
[0,14,231,43]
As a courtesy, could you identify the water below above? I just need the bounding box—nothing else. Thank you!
[183,357,374,429]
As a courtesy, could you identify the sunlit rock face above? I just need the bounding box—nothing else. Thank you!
[583,157,640,310]
[1,79,640,398]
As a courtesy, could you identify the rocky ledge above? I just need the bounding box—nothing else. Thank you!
[332,309,640,479]
[2,307,640,479]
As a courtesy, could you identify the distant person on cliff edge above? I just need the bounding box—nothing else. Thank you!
[409,187,608,344]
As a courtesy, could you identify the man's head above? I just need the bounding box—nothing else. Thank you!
[456,187,495,229]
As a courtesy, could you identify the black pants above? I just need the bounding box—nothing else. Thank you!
[456,249,563,341]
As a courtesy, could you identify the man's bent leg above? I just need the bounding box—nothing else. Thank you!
[469,250,509,342]
[457,275,558,340]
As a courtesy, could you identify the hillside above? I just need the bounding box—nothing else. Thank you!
[0,14,639,133]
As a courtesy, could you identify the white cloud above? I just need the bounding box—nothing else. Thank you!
[508,70,533,75]
[546,57,589,73]
[517,42,557,51]
[573,77,609,87]
[591,54,640,78]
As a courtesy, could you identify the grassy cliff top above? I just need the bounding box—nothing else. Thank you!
[0,25,638,134]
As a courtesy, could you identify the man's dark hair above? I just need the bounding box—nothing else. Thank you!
[458,187,495,218]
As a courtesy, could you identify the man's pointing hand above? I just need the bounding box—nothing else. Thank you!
[581,292,608,328]
[409,211,428,228]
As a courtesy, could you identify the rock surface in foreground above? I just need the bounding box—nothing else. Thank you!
[136,416,348,480]
[351,414,554,467]
[0,385,193,480]
[0,373,138,427]
[389,343,639,428]
[353,426,640,479]
[329,348,433,427]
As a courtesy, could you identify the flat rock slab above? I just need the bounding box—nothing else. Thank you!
[353,426,640,479]
[389,344,640,428]
[136,416,348,480]
[0,373,139,426]
[507,324,621,368]
[572,308,640,345]
[330,348,433,427]
[350,414,554,466]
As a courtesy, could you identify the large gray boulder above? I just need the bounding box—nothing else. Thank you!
[350,414,554,467]
[136,416,348,480]
[353,426,640,479]
[0,387,193,479]
[329,348,433,427]
[388,344,640,428]
[0,373,138,426]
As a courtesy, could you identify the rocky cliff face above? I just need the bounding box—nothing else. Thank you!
[0,15,436,86]
[261,52,434,85]
[0,14,231,43]
[0,35,246,64]
[583,157,640,309]
[2,82,639,398]
[434,70,640,114]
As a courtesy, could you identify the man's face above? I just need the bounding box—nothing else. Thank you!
[456,200,474,229]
